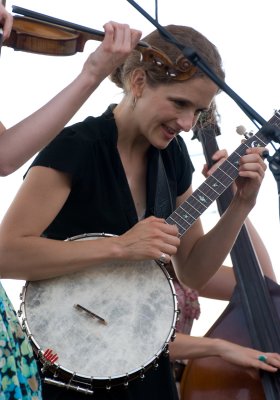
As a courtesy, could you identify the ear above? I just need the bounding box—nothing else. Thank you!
[130,68,146,97]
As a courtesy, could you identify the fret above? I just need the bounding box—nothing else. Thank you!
[170,210,193,230]
[193,188,213,207]
[176,206,196,224]
[187,191,209,211]
[213,160,239,185]
[205,175,226,194]
[166,110,279,237]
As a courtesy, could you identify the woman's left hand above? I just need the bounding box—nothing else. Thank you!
[235,147,267,206]
[201,149,227,177]
[202,147,267,208]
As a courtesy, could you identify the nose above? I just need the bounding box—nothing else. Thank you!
[176,111,195,132]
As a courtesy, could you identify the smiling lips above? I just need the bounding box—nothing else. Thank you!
[162,124,180,140]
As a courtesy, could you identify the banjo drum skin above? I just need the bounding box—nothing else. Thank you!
[20,233,178,394]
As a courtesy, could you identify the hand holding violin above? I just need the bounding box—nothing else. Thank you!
[0,3,12,41]
[83,21,142,83]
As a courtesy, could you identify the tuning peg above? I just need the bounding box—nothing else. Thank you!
[236,125,254,139]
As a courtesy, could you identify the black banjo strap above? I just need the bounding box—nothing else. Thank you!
[154,151,173,219]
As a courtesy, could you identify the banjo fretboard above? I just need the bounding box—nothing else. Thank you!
[166,110,280,237]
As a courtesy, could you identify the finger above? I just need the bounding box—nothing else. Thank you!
[102,22,116,48]
[238,163,266,180]
[246,146,267,156]
[212,149,228,161]
[157,252,170,264]
[113,23,131,49]
[207,158,227,175]
[150,217,179,237]
[260,353,280,368]
[3,14,13,40]
[131,28,142,48]
[255,353,280,372]
[201,164,209,178]
[239,154,267,176]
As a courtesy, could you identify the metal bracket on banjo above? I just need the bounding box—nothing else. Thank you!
[44,377,94,395]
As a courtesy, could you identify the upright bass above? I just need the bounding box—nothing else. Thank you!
[180,106,280,399]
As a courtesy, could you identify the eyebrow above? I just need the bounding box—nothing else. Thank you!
[168,96,210,112]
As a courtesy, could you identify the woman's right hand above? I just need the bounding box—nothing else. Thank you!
[117,216,180,264]
[83,21,142,82]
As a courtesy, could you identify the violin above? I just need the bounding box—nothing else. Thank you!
[2,5,197,81]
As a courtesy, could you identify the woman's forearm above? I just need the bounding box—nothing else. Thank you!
[169,333,280,372]
[0,70,100,176]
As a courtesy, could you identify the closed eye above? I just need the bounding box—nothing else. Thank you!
[172,99,188,108]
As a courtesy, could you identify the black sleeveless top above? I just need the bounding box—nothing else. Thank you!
[28,106,194,400]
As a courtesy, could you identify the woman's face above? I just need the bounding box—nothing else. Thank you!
[134,76,218,149]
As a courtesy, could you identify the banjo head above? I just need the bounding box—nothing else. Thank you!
[22,233,178,387]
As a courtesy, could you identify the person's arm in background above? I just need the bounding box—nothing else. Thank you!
[0,14,142,176]
[199,149,276,300]
[169,149,278,370]
[169,333,280,374]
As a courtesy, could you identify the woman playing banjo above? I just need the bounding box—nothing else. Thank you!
[0,18,278,400]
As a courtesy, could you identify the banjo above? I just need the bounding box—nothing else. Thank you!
[19,111,278,394]
[20,234,179,395]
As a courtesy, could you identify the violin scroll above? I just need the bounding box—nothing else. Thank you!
[140,46,197,81]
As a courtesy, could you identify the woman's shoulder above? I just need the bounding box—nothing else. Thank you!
[60,107,117,145]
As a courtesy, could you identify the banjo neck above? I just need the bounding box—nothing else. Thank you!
[166,110,280,236]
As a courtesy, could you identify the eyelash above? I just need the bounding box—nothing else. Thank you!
[173,100,186,108]
[171,99,206,118]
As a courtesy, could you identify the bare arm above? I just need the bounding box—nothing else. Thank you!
[0,22,180,280]
[172,146,267,290]
[0,164,179,280]
[169,333,280,373]
[199,227,275,301]
[0,21,142,176]
[245,218,276,281]
[199,149,275,300]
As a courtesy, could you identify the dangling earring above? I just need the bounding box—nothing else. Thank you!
[132,96,137,110]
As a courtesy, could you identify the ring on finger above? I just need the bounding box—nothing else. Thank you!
[258,354,268,363]
[158,253,168,264]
